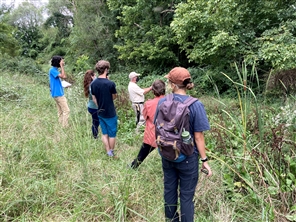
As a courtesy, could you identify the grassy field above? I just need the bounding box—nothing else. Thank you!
[1,71,295,221]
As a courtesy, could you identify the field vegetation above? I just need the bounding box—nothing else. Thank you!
[1,0,296,221]
[1,62,295,221]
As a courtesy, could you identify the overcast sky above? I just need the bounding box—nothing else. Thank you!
[1,0,48,7]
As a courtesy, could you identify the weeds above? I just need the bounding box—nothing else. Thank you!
[205,62,296,221]
[1,67,295,221]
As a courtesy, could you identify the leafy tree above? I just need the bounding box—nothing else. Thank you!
[47,0,75,15]
[171,0,296,71]
[0,4,19,56]
[107,0,186,74]
[8,2,45,59]
[68,0,119,71]
[44,12,73,40]
[43,0,74,57]
[0,23,19,56]
[257,20,296,71]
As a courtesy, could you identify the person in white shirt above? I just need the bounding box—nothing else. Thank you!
[128,72,152,130]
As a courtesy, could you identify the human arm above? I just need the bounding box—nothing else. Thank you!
[110,81,117,100]
[194,131,212,177]
[112,94,117,100]
[143,102,148,120]
[143,86,152,95]
[92,95,98,107]
[131,83,151,96]
[58,59,66,79]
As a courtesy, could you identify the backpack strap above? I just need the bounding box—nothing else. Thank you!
[183,96,198,107]
[166,93,174,101]
[167,93,197,106]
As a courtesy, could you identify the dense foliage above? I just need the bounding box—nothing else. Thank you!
[0,1,296,220]
[8,2,45,59]
[0,5,19,56]
[0,67,295,221]
[171,0,296,71]
[1,0,295,96]
[68,0,119,72]
[107,0,186,74]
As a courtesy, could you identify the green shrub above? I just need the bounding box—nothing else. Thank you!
[0,56,43,75]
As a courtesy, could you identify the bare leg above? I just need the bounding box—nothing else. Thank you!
[108,137,116,150]
[101,134,111,152]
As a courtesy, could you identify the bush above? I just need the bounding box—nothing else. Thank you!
[0,56,43,75]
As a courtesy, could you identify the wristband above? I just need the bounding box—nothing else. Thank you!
[201,157,208,162]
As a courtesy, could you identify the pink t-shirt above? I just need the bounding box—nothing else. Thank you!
[143,95,164,147]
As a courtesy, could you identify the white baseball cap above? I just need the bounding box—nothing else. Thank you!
[129,71,140,79]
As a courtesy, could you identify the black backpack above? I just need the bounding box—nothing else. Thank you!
[155,94,197,161]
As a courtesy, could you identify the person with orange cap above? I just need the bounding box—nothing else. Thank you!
[155,67,212,222]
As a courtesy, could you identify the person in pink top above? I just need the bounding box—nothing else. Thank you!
[130,80,166,168]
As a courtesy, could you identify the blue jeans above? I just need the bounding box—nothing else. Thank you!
[88,107,100,138]
[162,152,199,222]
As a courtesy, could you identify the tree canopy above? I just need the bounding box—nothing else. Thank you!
[0,5,19,56]
[0,0,296,90]
[8,2,45,59]
[107,0,186,74]
[171,0,296,71]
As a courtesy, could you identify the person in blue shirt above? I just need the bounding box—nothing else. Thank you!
[91,60,118,157]
[49,55,70,128]
[156,67,212,222]
[83,70,99,139]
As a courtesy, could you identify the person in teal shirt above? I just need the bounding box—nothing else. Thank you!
[83,70,99,138]
[49,55,70,127]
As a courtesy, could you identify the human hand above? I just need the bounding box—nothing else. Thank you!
[201,161,212,177]
[60,59,65,67]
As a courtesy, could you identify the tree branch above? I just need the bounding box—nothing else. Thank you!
[134,23,143,29]
[161,9,174,14]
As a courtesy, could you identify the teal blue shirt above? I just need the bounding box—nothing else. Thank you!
[88,85,98,109]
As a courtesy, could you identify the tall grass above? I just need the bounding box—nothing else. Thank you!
[0,71,224,221]
[1,68,295,221]
[205,62,296,222]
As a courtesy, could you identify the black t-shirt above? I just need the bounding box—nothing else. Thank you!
[90,78,117,118]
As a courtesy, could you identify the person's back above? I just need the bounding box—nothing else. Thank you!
[90,60,118,158]
[130,80,165,168]
[143,96,163,147]
[83,70,99,139]
[155,67,212,222]
[91,78,117,118]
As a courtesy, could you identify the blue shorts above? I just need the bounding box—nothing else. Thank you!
[98,115,118,137]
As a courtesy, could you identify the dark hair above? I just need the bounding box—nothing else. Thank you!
[51,55,63,67]
[152,80,166,97]
[181,78,194,90]
[95,60,110,75]
[83,70,95,97]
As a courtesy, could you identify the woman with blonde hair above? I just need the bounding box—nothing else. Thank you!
[83,70,99,138]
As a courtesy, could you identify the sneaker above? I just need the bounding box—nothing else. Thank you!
[127,163,137,169]
[130,159,141,169]
[107,150,114,157]
[107,150,119,159]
